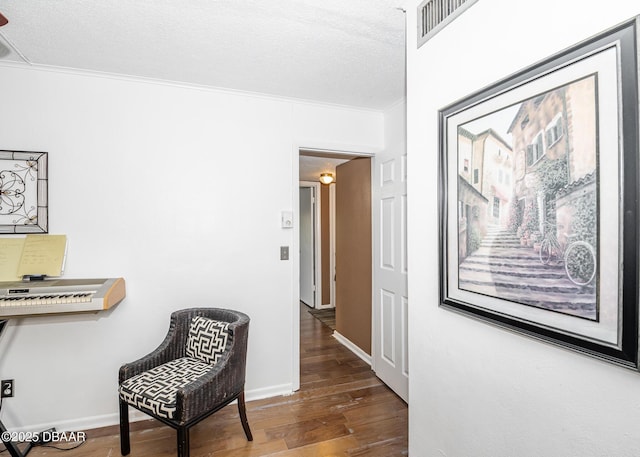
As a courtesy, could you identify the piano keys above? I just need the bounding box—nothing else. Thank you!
[0,277,125,318]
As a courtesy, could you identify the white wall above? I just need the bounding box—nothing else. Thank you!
[0,64,383,431]
[407,1,640,456]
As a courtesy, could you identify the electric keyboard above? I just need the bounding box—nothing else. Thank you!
[0,277,125,318]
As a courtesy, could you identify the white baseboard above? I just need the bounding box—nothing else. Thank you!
[332,330,372,365]
[18,412,126,434]
[316,304,335,310]
[245,383,294,402]
[20,383,295,433]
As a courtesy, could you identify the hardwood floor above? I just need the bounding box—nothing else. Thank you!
[23,305,408,456]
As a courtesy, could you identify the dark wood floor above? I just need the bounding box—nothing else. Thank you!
[23,305,408,456]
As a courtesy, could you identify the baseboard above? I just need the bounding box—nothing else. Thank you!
[245,383,294,402]
[316,304,335,310]
[17,411,128,434]
[19,383,295,433]
[332,330,372,365]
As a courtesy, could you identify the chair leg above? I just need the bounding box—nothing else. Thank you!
[119,399,131,455]
[177,426,190,457]
[237,391,253,441]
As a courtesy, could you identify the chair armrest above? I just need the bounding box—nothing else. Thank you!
[119,316,184,383]
[173,332,247,423]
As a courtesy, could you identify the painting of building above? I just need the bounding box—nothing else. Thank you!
[508,74,597,248]
[456,75,598,320]
[457,127,513,261]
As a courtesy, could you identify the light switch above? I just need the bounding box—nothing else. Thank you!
[280,246,289,260]
[281,211,293,228]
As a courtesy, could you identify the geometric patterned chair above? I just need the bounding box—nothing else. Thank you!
[118,308,252,457]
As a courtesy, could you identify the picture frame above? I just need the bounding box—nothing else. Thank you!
[0,150,48,234]
[438,17,640,368]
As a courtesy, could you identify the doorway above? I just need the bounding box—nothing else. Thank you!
[298,150,356,315]
[298,150,373,356]
[291,120,407,404]
[293,145,409,403]
[299,182,321,309]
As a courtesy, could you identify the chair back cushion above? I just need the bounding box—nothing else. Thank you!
[185,316,230,365]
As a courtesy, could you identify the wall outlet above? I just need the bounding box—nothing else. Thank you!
[1,379,13,398]
[35,427,56,445]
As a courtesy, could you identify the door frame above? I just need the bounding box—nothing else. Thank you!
[299,181,322,309]
[329,183,337,309]
[291,143,377,392]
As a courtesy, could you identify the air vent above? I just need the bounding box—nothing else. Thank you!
[417,0,479,48]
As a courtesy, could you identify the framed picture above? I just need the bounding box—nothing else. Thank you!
[438,18,640,368]
[0,150,48,234]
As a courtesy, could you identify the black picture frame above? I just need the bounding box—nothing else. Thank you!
[438,17,640,369]
[0,150,48,234]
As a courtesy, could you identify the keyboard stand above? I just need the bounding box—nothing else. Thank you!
[0,277,125,456]
[0,319,34,457]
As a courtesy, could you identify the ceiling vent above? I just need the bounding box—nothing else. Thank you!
[417,0,479,48]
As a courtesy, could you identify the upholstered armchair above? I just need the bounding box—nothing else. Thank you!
[118,308,252,457]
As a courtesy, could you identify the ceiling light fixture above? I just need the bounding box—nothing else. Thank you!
[319,173,334,185]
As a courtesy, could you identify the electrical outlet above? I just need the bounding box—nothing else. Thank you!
[35,427,56,445]
[1,379,14,398]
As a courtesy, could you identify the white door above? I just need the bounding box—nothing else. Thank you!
[372,148,408,401]
[299,186,316,307]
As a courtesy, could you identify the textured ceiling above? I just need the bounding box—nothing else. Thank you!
[299,154,351,182]
[0,0,407,110]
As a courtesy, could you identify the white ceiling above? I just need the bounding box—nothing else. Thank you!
[299,153,351,182]
[0,0,407,110]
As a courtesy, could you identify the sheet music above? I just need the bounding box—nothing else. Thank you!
[0,238,25,281]
[16,235,67,278]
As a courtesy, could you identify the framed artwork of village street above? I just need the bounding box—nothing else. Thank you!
[438,17,640,368]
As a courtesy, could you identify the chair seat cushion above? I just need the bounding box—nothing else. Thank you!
[119,357,213,419]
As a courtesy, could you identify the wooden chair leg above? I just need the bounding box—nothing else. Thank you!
[237,391,253,441]
[177,426,190,457]
[119,399,131,455]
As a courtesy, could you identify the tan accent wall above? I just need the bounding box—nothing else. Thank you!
[335,157,372,354]
[321,184,331,305]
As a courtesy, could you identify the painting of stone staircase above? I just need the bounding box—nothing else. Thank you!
[458,225,597,320]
